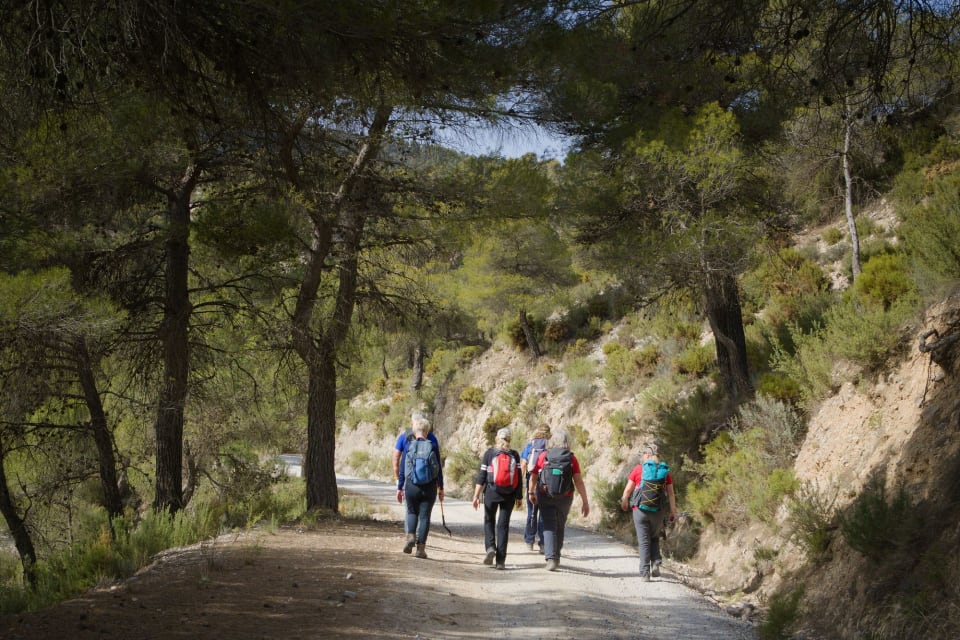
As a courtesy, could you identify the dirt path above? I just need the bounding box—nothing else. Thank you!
[0,477,756,639]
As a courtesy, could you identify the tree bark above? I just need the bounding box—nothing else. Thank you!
[519,309,542,357]
[0,445,37,587]
[411,341,424,391]
[304,350,340,511]
[154,165,200,514]
[842,111,861,281]
[74,335,124,520]
[704,272,753,403]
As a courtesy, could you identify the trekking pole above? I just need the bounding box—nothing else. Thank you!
[439,498,452,536]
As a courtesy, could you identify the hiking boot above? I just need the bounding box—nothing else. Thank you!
[495,563,506,570]
[483,549,495,565]
[415,544,427,559]
[639,570,651,582]
[403,534,416,555]
[651,561,661,577]
[545,558,559,572]
[526,542,534,551]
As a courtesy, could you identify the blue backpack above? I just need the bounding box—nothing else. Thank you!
[405,438,440,485]
[630,460,669,512]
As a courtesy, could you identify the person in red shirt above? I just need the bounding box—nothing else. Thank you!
[620,444,677,580]
[528,428,590,571]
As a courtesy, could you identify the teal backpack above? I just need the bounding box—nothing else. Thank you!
[630,460,669,512]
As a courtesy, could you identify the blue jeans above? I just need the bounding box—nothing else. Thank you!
[483,495,515,564]
[524,475,543,546]
[632,507,665,575]
[404,481,437,544]
[537,493,573,561]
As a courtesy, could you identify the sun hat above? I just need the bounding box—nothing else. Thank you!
[496,427,511,442]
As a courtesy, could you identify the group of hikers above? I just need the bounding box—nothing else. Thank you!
[393,412,677,579]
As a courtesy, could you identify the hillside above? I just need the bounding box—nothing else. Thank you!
[336,204,960,639]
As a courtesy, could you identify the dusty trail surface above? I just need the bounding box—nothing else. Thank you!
[0,477,756,639]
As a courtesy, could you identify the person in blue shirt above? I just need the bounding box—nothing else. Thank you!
[396,413,444,558]
[392,411,439,483]
[519,424,551,552]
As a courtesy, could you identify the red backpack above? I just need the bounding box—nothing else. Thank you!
[489,450,520,493]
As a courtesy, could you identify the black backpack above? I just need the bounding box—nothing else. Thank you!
[538,448,574,497]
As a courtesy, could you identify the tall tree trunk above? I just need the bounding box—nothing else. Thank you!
[411,341,424,391]
[0,446,37,587]
[154,165,200,514]
[704,273,753,403]
[74,335,123,520]
[519,309,542,357]
[288,105,392,513]
[842,110,861,281]
[304,350,340,511]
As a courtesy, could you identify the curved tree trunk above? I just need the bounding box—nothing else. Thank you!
[74,335,124,520]
[154,165,200,514]
[0,447,37,587]
[519,309,542,357]
[704,273,753,403]
[288,105,392,514]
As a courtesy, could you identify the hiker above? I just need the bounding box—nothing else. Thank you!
[528,428,590,571]
[520,424,551,552]
[392,411,439,483]
[397,413,444,559]
[472,427,523,570]
[620,443,677,581]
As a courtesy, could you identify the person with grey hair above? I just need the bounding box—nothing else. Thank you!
[528,427,590,571]
[472,427,523,569]
[393,411,438,483]
[397,413,444,558]
[620,443,677,580]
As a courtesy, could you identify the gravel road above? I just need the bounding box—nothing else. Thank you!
[341,476,757,640]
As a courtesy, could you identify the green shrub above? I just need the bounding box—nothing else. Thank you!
[756,373,802,406]
[482,412,513,444]
[499,379,527,411]
[822,226,843,245]
[672,342,714,377]
[658,384,728,467]
[759,587,804,640]
[686,397,804,529]
[900,175,960,282]
[460,385,485,407]
[772,292,919,409]
[786,482,837,560]
[608,409,635,446]
[595,478,632,538]
[445,446,480,490]
[0,503,224,615]
[854,252,915,310]
[840,477,918,561]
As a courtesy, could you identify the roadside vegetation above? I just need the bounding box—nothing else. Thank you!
[2,2,960,638]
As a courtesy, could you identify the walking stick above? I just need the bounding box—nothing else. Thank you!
[439,498,452,536]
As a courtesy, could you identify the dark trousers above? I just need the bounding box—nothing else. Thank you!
[404,481,437,544]
[483,496,515,564]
